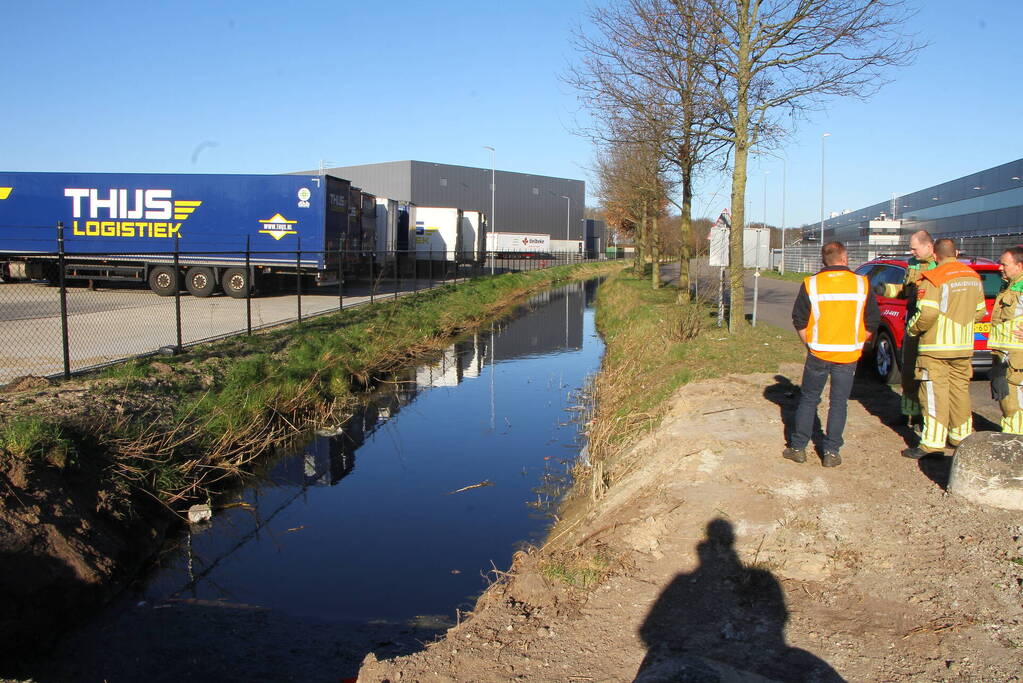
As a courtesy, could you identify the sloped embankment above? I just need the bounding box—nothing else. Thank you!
[359,270,1023,681]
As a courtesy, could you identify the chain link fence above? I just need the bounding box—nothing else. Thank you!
[779,234,1023,274]
[0,246,617,385]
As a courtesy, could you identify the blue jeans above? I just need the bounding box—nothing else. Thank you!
[790,352,857,454]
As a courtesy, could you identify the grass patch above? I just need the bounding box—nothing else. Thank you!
[586,267,805,496]
[0,416,77,469]
[756,269,810,283]
[540,548,616,589]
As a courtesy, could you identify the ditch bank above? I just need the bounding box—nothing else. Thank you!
[358,269,1023,682]
[0,261,623,670]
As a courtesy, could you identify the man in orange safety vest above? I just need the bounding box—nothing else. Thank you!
[785,242,880,467]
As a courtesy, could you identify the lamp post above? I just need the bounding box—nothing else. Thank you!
[483,146,496,274]
[820,132,831,245]
[751,150,788,272]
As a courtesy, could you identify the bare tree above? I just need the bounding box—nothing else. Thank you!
[567,0,725,300]
[701,0,920,331]
[593,134,673,286]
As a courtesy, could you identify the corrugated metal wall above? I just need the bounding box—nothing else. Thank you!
[329,161,586,241]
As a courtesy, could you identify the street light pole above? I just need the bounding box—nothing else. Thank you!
[820,132,831,245]
[483,146,496,274]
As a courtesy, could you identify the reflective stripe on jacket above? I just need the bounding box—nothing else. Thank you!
[989,275,1023,366]
[805,270,869,363]
[909,260,986,357]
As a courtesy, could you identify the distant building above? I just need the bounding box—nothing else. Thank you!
[807,158,1023,242]
[298,160,586,243]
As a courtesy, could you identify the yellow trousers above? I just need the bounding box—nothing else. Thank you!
[901,334,921,417]
[999,367,1023,434]
[915,355,973,452]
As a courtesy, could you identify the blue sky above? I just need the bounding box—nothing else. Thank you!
[2,0,1020,228]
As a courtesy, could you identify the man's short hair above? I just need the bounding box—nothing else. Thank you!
[910,230,934,246]
[1003,246,1023,265]
[821,241,846,266]
[934,238,957,259]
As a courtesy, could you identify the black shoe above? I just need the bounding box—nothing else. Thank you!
[821,452,842,467]
[902,446,941,460]
[782,447,807,463]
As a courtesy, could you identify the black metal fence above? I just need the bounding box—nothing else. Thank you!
[780,234,1023,274]
[0,246,616,385]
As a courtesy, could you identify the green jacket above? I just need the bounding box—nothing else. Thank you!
[989,272,1023,368]
[883,255,937,320]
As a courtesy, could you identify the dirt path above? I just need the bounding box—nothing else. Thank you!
[359,366,1023,682]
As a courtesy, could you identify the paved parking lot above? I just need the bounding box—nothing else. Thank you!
[0,278,438,383]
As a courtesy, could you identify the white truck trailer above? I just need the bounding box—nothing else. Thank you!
[486,232,550,258]
[410,206,486,263]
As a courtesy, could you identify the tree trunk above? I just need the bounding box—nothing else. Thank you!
[727,1,752,334]
[677,168,693,304]
[635,212,647,276]
[651,213,661,289]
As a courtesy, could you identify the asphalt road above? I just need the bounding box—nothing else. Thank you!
[661,261,1003,431]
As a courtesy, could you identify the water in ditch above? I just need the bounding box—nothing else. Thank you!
[44,278,605,682]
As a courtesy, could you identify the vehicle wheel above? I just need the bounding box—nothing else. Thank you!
[222,267,257,299]
[148,265,180,296]
[874,329,901,384]
[185,266,217,297]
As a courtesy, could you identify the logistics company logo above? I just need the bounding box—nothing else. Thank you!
[0,187,12,200]
[258,213,298,240]
[64,188,201,239]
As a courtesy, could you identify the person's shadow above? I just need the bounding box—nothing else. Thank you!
[635,519,844,682]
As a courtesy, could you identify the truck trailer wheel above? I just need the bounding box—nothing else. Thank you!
[185,266,217,297]
[222,267,256,299]
[148,265,181,296]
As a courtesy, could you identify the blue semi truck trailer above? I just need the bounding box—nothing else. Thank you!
[0,171,376,297]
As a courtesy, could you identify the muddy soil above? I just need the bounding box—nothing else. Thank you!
[359,366,1023,682]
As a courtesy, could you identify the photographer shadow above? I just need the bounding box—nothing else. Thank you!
[635,519,843,682]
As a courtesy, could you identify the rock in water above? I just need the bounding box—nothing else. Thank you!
[187,503,213,524]
[948,433,1023,510]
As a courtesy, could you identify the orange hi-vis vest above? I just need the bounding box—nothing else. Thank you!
[804,269,870,363]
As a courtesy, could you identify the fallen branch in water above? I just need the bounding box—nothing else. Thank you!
[448,480,494,495]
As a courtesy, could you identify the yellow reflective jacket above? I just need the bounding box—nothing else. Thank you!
[908,259,986,358]
[803,270,871,363]
[988,273,1023,367]
[882,256,937,321]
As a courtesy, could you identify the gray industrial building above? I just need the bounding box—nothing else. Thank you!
[313,160,588,243]
[806,157,1023,242]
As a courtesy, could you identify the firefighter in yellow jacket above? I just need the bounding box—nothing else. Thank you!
[902,238,987,458]
[987,246,1023,434]
[882,230,937,426]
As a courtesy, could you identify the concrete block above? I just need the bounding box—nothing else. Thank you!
[948,433,1023,510]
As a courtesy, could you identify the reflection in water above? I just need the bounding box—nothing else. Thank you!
[139,279,602,625]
